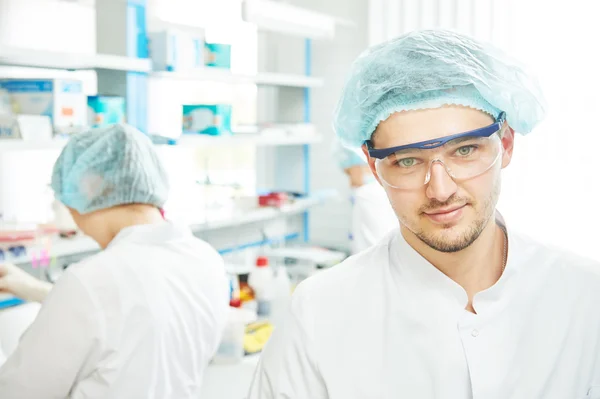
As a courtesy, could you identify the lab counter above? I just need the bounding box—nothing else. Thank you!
[201,355,260,399]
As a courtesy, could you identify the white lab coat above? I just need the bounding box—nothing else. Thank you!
[0,222,229,398]
[350,181,397,254]
[249,217,600,399]
[0,302,40,362]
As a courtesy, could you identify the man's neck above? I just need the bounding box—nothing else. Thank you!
[402,217,506,312]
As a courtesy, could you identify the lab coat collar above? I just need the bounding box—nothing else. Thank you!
[471,212,523,316]
[108,222,192,248]
[392,212,522,316]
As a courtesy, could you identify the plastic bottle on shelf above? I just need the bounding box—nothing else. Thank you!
[269,265,292,329]
[248,256,275,317]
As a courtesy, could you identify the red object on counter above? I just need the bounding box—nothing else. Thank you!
[256,256,269,267]
[258,192,289,207]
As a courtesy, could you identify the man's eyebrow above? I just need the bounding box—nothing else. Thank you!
[375,133,486,156]
[444,136,481,145]
[389,147,422,156]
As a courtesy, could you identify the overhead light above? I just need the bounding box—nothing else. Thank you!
[242,0,336,40]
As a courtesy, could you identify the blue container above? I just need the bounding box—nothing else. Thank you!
[87,96,126,128]
[182,104,232,136]
[204,43,231,69]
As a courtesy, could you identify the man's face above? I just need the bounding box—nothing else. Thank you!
[364,105,514,253]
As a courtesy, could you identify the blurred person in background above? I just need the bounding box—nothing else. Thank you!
[332,137,396,253]
[0,124,229,398]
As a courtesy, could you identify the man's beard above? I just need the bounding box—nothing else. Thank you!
[404,179,500,253]
[415,212,490,253]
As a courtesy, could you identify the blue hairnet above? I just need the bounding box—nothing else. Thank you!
[51,124,169,214]
[333,29,547,148]
[331,137,367,169]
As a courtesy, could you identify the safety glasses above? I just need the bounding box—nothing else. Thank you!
[366,112,506,189]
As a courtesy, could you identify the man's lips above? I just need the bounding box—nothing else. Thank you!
[423,204,467,224]
[424,204,466,215]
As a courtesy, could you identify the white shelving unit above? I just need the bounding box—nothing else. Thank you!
[0,46,320,88]
[0,138,69,152]
[150,70,323,88]
[242,0,337,39]
[8,192,337,266]
[191,191,336,232]
[0,46,152,72]
[0,1,346,264]
[0,129,321,152]
[149,0,343,41]
[175,133,322,147]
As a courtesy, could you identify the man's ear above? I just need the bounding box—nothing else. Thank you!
[501,124,515,169]
[362,143,383,186]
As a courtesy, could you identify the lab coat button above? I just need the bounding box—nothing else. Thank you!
[471,329,479,337]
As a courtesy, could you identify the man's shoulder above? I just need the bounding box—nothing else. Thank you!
[513,230,600,283]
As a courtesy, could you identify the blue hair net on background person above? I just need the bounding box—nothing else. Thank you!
[333,29,547,148]
[331,136,367,169]
[51,124,170,214]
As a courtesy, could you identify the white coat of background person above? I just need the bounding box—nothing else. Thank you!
[331,137,396,253]
[0,125,229,398]
[248,30,600,399]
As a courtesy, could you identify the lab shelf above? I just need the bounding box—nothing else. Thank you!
[0,46,152,72]
[8,191,338,266]
[190,191,336,232]
[150,69,324,88]
[0,138,69,152]
[242,0,337,40]
[172,132,323,147]
[0,130,322,152]
[0,296,25,310]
